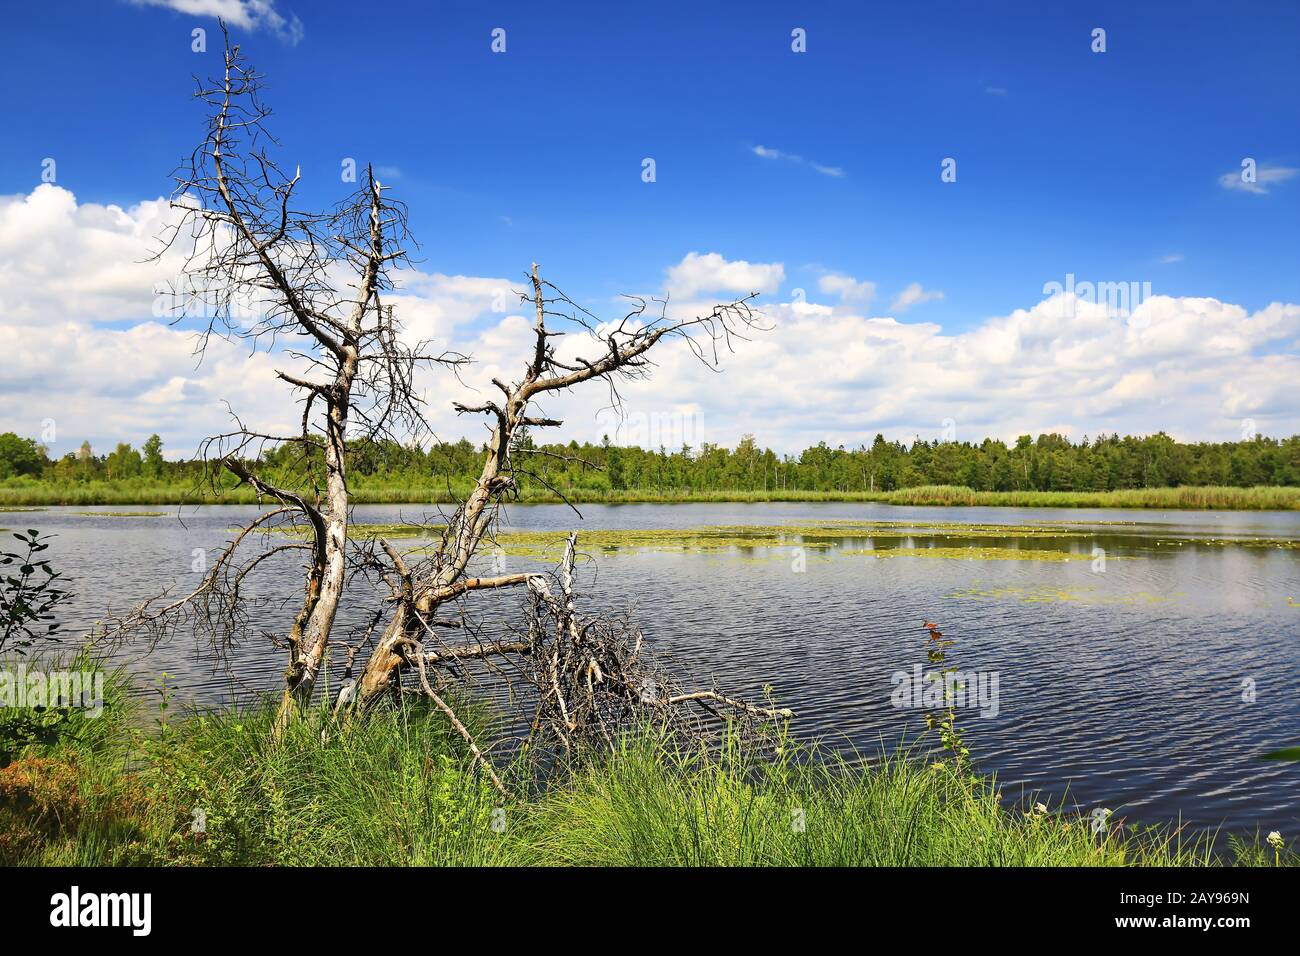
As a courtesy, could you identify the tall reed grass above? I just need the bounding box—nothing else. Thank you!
[881,484,1300,510]
[4,480,1297,509]
[2,666,1285,867]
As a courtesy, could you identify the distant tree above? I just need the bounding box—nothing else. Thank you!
[0,433,46,479]
[142,434,165,478]
[602,435,626,491]
[105,442,143,480]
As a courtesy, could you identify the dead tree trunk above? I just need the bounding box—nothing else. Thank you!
[110,29,787,764]
[110,27,463,725]
[351,265,761,708]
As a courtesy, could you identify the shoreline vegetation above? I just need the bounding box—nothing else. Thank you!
[2,430,1299,511]
[2,664,1289,867]
[3,481,1299,510]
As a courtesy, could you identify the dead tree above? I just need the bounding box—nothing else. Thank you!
[332,271,792,779]
[131,25,463,721]
[111,28,790,767]
[347,266,766,711]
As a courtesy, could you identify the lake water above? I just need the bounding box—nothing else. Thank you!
[11,501,1300,837]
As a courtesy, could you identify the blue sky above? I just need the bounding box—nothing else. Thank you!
[4,0,1297,322]
[1,0,1298,452]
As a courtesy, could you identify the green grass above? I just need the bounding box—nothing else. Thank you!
[2,665,1292,867]
[3,479,1299,509]
[2,668,510,866]
[519,738,1218,866]
[0,480,887,507]
[880,484,1300,510]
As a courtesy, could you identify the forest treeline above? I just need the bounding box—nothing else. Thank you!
[2,429,1298,495]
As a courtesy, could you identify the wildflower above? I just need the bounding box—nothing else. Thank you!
[1267,830,1284,849]
[1034,802,1048,815]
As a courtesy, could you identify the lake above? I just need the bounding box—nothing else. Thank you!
[13,501,1300,837]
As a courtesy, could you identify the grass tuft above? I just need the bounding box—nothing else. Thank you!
[2,666,1290,867]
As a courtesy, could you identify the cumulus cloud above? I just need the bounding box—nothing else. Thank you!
[817,272,876,308]
[664,251,785,298]
[2,186,1298,457]
[130,0,304,45]
[387,271,523,343]
[0,185,506,453]
[0,185,184,325]
[634,292,1300,451]
[889,282,944,312]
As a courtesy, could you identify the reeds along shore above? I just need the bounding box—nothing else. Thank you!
[2,481,1299,510]
[2,665,1290,867]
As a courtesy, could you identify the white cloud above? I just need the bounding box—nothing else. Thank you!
[2,186,1298,457]
[130,0,304,45]
[0,185,184,325]
[1160,253,1184,264]
[752,145,844,178]
[635,291,1300,450]
[817,272,876,307]
[663,252,784,298]
[433,288,1300,452]
[890,282,945,312]
[388,270,524,343]
[1219,164,1298,195]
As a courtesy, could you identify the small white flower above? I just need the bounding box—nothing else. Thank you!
[1034,802,1049,815]
[1267,831,1284,849]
